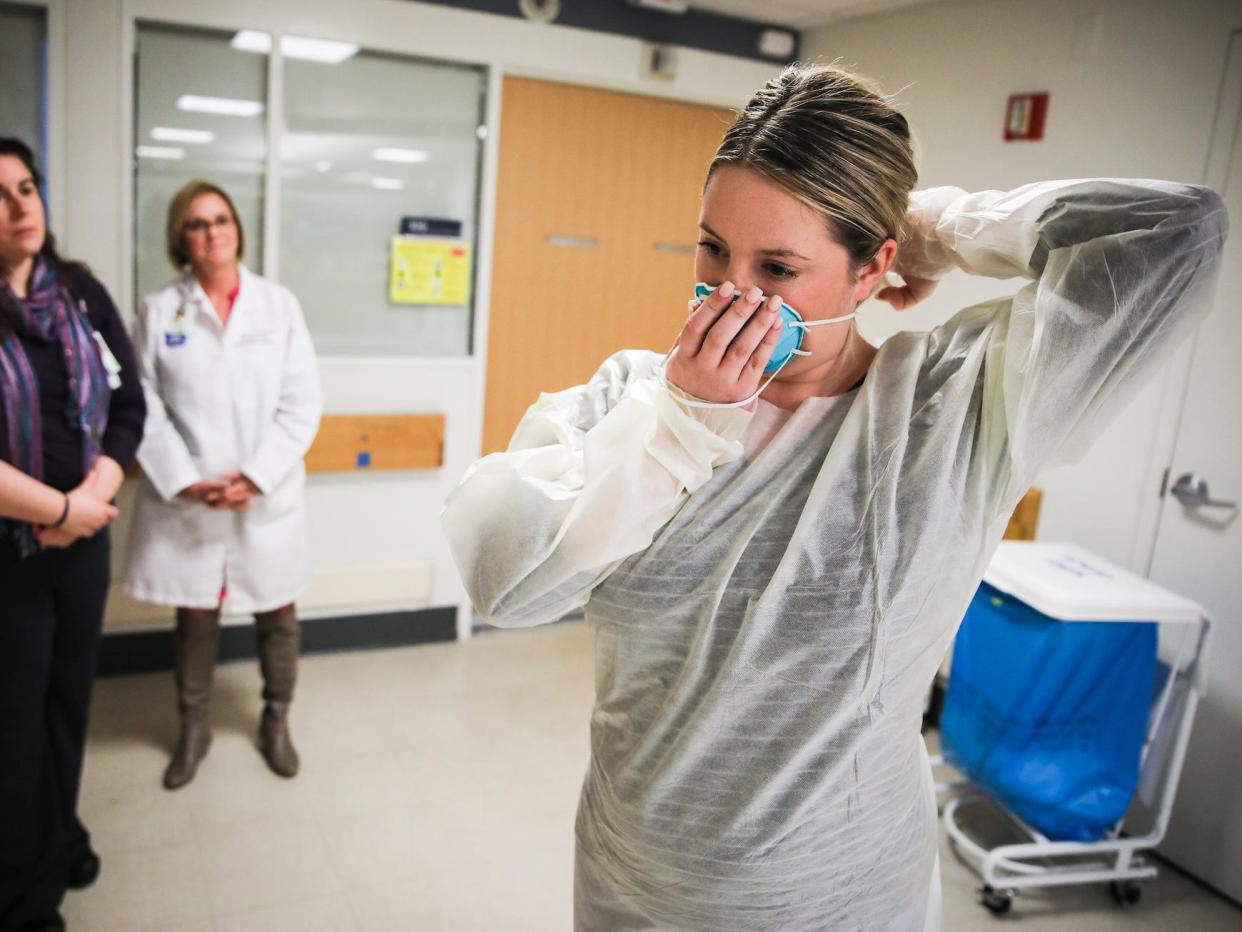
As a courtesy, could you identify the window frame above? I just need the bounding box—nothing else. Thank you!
[123,4,495,362]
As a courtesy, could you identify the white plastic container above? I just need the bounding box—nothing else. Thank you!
[985,541,1203,624]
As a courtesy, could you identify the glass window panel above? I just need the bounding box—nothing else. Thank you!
[133,22,267,305]
[280,46,486,356]
[0,2,48,175]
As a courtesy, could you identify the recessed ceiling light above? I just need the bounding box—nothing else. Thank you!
[314,160,332,172]
[177,95,265,117]
[370,177,405,190]
[372,147,430,164]
[151,127,214,144]
[136,145,187,160]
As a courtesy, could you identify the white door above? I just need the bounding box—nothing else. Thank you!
[1148,30,1242,903]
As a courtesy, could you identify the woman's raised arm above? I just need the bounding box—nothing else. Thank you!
[898,179,1227,502]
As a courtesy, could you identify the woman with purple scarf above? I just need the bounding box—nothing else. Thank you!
[0,138,145,932]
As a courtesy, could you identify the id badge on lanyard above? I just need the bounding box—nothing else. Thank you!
[91,331,123,390]
[80,299,123,389]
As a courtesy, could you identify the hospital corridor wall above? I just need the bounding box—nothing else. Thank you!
[31,0,777,653]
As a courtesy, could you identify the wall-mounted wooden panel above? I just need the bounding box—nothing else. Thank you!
[484,76,734,454]
[305,414,445,472]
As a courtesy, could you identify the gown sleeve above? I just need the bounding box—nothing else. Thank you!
[441,350,752,627]
[897,179,1228,507]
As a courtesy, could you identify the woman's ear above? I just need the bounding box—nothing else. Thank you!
[851,238,898,303]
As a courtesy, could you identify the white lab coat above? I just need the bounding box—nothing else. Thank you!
[124,265,322,613]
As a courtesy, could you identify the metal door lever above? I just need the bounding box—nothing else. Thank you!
[1170,473,1237,510]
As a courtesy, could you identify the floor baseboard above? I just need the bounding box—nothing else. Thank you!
[97,606,458,677]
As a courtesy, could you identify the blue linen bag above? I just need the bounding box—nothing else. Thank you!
[941,583,1157,842]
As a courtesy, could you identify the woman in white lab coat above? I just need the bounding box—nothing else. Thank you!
[124,180,321,789]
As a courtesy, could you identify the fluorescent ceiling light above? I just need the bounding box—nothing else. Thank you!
[177,95,265,117]
[370,177,405,190]
[281,35,358,63]
[136,145,187,160]
[151,127,214,144]
[231,30,358,63]
[372,147,429,163]
[230,30,272,53]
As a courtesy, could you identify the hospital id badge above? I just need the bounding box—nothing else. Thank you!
[165,332,187,347]
[91,331,124,389]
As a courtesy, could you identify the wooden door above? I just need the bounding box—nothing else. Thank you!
[484,77,733,453]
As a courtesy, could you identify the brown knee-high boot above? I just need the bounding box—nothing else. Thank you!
[255,604,301,777]
[164,607,221,789]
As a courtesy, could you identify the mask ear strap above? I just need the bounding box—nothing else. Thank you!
[791,312,857,329]
[658,344,794,410]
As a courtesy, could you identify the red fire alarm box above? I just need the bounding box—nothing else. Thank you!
[1004,92,1049,141]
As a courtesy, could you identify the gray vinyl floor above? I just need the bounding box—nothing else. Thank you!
[65,621,1242,931]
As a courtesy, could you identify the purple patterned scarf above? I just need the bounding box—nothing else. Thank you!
[0,256,111,556]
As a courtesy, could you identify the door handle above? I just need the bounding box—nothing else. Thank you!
[1169,473,1237,510]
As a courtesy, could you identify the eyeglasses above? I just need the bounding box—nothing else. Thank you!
[183,214,234,234]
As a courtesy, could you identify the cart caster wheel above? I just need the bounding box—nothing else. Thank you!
[1111,879,1143,908]
[980,885,1013,916]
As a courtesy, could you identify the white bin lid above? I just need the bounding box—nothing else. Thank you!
[983,542,1203,624]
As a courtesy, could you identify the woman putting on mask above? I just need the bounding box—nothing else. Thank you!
[443,64,1227,930]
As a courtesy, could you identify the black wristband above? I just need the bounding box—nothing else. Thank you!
[50,493,70,529]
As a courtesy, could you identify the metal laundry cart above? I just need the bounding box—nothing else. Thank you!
[930,542,1211,916]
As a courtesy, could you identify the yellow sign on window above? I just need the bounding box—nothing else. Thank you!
[389,236,471,306]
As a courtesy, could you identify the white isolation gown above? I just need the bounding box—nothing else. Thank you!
[442,180,1227,930]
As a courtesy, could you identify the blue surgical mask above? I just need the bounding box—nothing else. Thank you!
[692,283,856,374]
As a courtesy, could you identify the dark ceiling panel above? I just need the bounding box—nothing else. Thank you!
[404,0,799,64]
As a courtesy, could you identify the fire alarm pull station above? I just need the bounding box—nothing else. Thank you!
[1004,92,1049,141]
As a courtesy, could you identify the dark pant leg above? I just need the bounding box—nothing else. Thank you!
[47,532,109,867]
[0,554,63,929]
